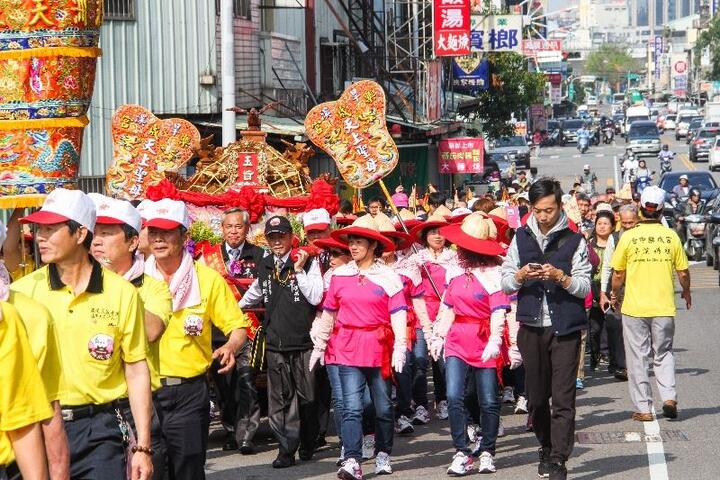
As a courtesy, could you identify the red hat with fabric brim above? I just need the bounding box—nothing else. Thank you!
[313,237,350,253]
[382,230,414,251]
[409,205,452,242]
[439,212,506,256]
[335,215,356,226]
[330,215,396,252]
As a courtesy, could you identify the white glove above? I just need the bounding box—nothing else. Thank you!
[392,345,406,373]
[481,335,502,362]
[509,345,523,370]
[308,349,325,371]
[429,335,444,361]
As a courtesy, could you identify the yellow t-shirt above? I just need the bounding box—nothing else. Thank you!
[159,263,249,379]
[11,261,148,406]
[9,290,63,403]
[135,274,172,391]
[0,302,53,466]
[611,222,689,318]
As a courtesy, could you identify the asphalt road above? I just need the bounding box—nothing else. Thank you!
[203,127,720,479]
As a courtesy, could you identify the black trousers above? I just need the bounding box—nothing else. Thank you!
[518,325,581,463]
[210,342,260,444]
[64,408,126,480]
[605,309,626,371]
[266,349,319,461]
[157,378,210,480]
[316,365,333,440]
[122,396,166,480]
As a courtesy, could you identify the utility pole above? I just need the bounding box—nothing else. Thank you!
[220,0,236,146]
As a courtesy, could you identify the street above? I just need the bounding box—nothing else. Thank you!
[203,132,720,479]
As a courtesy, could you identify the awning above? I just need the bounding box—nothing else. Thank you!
[195,114,306,138]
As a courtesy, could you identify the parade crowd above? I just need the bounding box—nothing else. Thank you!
[1,173,691,480]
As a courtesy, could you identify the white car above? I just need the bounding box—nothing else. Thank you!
[665,117,676,130]
[710,136,720,171]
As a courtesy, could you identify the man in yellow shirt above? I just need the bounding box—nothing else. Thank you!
[12,188,154,480]
[611,186,690,422]
[89,194,172,480]
[0,301,53,480]
[143,199,249,480]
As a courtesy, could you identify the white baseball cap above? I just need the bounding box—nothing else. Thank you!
[583,164,590,170]
[679,174,689,180]
[303,208,331,232]
[136,199,155,221]
[143,198,190,230]
[89,194,142,234]
[640,186,666,211]
[21,188,96,231]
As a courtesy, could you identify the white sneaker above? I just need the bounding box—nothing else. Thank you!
[437,400,449,420]
[412,405,431,425]
[502,386,515,404]
[467,424,480,443]
[477,451,496,474]
[362,434,375,460]
[336,446,345,467]
[515,395,528,414]
[470,435,483,457]
[497,417,505,437]
[447,451,474,476]
[337,458,363,480]
[374,452,392,475]
[396,415,414,434]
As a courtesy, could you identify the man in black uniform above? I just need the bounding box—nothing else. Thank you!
[240,215,324,468]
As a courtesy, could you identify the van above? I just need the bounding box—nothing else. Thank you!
[622,105,650,136]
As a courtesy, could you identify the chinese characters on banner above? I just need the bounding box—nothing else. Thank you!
[236,152,259,186]
[654,36,663,80]
[107,105,201,200]
[433,0,471,57]
[438,138,484,174]
[452,56,490,94]
[470,15,522,52]
[522,39,562,56]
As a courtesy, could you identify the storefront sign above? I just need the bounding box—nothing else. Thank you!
[452,56,490,93]
[438,137,484,174]
[522,39,562,56]
[433,0,471,57]
[470,15,523,52]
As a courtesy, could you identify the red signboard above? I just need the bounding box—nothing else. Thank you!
[236,152,259,186]
[433,0,471,57]
[544,72,562,86]
[522,39,562,56]
[438,137,484,174]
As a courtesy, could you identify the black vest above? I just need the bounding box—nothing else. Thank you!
[515,225,588,335]
[256,254,315,352]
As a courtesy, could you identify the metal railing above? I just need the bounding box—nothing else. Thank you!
[77,176,107,194]
[104,0,136,21]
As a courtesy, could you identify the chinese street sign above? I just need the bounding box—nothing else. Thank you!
[438,138,484,174]
[654,36,663,80]
[304,80,399,189]
[470,15,523,52]
[433,0,471,57]
[236,152,259,186]
[452,55,490,94]
[107,105,201,200]
[522,39,562,56]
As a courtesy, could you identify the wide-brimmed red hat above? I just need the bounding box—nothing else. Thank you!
[335,214,357,226]
[331,215,396,252]
[374,212,414,251]
[440,212,505,256]
[393,208,421,231]
[313,237,350,253]
[409,205,452,242]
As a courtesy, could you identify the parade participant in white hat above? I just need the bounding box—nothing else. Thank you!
[310,215,408,479]
[89,194,172,479]
[12,188,154,480]
[144,198,249,480]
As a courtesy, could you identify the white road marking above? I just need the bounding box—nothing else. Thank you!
[595,154,604,158]
[573,154,581,158]
[644,409,669,480]
[550,155,559,159]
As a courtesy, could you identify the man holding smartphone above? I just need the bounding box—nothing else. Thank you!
[501,178,592,480]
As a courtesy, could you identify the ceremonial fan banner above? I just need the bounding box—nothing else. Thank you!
[0,0,104,207]
[304,80,399,189]
[106,105,201,200]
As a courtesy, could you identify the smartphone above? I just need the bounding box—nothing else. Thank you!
[528,263,543,271]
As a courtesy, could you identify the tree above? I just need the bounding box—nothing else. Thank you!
[584,44,639,91]
[471,52,546,139]
[695,15,720,80]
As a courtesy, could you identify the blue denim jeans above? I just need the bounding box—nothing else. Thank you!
[326,364,375,443]
[395,349,416,417]
[445,356,500,455]
[338,365,394,461]
[412,328,430,408]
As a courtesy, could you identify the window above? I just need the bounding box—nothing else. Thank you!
[104,0,135,20]
[215,0,252,20]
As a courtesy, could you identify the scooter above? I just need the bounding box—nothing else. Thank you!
[602,126,614,144]
[577,135,589,154]
[635,172,654,193]
[683,213,707,262]
[658,151,675,174]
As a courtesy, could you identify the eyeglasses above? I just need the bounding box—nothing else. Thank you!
[329,250,348,257]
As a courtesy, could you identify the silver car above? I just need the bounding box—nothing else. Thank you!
[489,136,531,168]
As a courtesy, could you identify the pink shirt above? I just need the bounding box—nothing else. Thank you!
[399,273,424,329]
[421,262,447,321]
[442,274,510,368]
[323,274,407,367]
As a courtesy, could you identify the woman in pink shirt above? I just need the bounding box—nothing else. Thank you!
[409,206,457,420]
[429,212,510,475]
[309,215,408,480]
